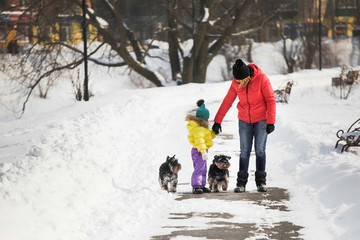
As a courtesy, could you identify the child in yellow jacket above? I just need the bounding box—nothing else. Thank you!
[186,99,216,194]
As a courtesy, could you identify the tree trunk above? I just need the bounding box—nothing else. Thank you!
[169,39,181,81]
[282,37,292,73]
[304,43,316,69]
[166,0,181,82]
[182,56,194,84]
[161,0,254,85]
[194,34,209,83]
[126,28,143,63]
[192,18,210,83]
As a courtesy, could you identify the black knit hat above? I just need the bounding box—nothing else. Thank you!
[232,59,250,80]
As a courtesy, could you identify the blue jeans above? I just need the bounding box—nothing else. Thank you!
[238,120,267,172]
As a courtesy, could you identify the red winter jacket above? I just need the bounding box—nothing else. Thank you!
[214,64,276,124]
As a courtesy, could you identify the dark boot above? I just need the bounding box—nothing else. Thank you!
[255,171,267,192]
[192,188,203,194]
[234,171,248,193]
[201,187,211,193]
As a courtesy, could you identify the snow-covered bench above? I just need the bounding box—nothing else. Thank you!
[335,118,360,153]
[274,80,295,104]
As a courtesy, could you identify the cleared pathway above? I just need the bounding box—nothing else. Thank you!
[151,99,304,240]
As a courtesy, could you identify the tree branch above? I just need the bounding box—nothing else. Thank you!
[207,0,253,62]
[161,0,193,33]
[21,59,83,117]
[57,42,127,67]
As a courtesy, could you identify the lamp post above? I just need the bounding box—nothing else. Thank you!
[82,0,89,101]
[318,0,322,70]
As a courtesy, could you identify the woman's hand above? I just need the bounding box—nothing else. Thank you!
[266,124,275,134]
[212,122,222,135]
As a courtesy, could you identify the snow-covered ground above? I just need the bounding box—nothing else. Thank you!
[0,41,360,240]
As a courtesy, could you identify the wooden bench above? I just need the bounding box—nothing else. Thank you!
[335,118,360,153]
[274,80,295,104]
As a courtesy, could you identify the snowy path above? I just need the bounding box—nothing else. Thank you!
[150,100,303,239]
[148,99,333,240]
[151,188,301,239]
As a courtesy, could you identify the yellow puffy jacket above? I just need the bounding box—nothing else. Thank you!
[186,115,216,153]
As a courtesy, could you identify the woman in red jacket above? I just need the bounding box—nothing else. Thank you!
[212,59,276,193]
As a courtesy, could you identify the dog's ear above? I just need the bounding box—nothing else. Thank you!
[226,155,231,160]
[166,156,170,162]
[214,155,219,160]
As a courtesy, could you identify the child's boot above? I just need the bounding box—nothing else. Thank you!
[201,187,211,193]
[192,188,203,194]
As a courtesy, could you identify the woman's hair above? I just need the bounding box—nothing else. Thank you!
[237,76,251,88]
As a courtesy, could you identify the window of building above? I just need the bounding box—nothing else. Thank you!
[283,25,292,39]
[277,0,298,19]
[336,0,356,8]
[336,0,356,16]
[20,0,28,7]
[267,25,279,41]
[60,25,72,42]
[17,24,30,43]
[334,22,348,36]
[0,24,6,43]
[38,26,51,42]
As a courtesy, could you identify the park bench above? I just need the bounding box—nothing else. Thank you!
[274,80,295,103]
[335,118,360,153]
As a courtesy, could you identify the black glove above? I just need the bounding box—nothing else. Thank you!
[212,122,222,135]
[266,124,275,134]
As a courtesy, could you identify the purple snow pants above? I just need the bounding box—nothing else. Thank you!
[191,148,207,188]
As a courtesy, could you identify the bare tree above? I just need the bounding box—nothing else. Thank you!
[164,0,182,83]
[83,0,164,87]
[297,0,321,69]
[3,0,290,114]
[276,23,301,73]
[162,0,258,84]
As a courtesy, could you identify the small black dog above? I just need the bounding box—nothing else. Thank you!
[208,155,231,192]
[159,155,182,193]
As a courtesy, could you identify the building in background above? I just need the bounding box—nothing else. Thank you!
[0,0,104,53]
[1,0,359,53]
[260,0,359,42]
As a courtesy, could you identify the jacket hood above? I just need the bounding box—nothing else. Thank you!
[248,64,262,77]
[186,114,209,128]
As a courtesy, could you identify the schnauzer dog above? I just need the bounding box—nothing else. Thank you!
[208,155,231,192]
[159,155,182,193]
